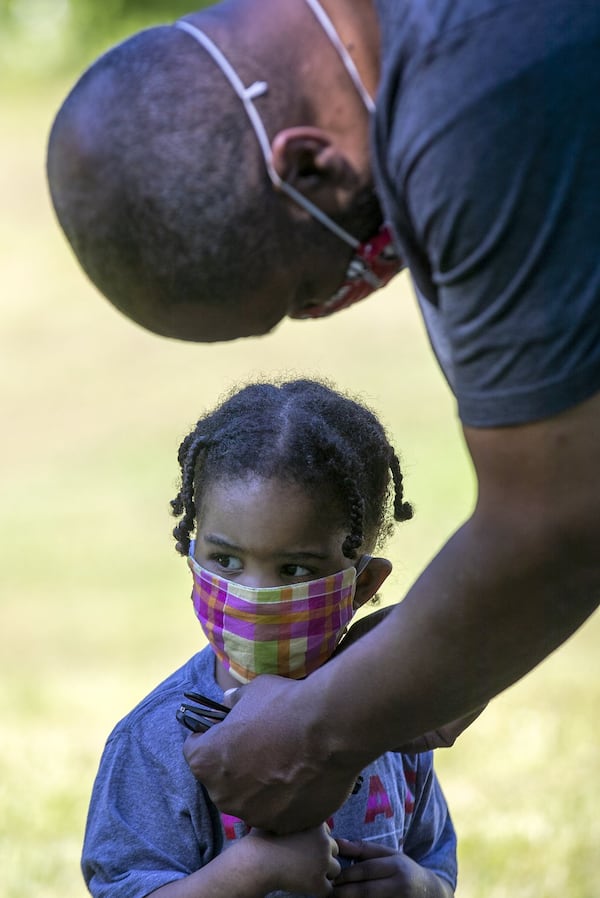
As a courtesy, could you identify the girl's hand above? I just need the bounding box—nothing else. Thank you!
[148,823,341,898]
[334,839,454,898]
[247,823,341,897]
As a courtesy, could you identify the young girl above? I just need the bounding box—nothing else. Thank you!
[82,379,457,898]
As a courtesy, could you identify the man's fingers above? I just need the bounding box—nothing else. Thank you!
[335,837,396,861]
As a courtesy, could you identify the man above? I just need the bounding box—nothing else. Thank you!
[47,0,600,832]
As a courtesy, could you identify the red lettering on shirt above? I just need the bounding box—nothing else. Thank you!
[364,774,394,824]
[404,763,416,814]
[221,812,249,841]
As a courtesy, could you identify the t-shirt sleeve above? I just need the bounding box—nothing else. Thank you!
[81,724,221,898]
[402,753,457,890]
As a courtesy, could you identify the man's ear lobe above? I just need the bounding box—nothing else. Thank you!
[270,127,352,206]
[353,556,393,609]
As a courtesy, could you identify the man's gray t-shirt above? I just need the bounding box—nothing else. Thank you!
[373,0,600,426]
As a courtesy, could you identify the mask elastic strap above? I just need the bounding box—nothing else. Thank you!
[355,554,372,577]
[175,19,361,251]
[302,0,376,115]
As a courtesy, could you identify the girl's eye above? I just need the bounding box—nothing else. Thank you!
[212,554,243,572]
[281,563,313,578]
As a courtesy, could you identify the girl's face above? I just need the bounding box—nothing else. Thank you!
[193,475,392,691]
[194,475,352,588]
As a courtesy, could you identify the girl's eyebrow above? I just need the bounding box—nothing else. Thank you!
[202,533,243,552]
[202,533,328,561]
[278,550,329,561]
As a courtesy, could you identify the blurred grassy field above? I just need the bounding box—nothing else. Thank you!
[1,79,598,898]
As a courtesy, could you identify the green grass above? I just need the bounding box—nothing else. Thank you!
[1,82,598,898]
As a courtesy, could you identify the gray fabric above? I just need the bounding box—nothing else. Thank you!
[373,0,600,426]
[82,646,457,897]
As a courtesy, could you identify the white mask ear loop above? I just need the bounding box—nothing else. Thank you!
[175,19,360,251]
[302,0,376,115]
[355,554,372,577]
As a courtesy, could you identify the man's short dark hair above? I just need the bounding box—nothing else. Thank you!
[47,24,311,332]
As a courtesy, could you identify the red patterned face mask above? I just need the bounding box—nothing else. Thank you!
[297,224,403,319]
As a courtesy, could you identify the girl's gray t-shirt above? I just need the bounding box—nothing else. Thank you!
[82,646,457,898]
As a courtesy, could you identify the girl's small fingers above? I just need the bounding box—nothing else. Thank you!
[327,854,342,882]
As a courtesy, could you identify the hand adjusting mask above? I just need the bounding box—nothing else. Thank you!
[175,0,403,319]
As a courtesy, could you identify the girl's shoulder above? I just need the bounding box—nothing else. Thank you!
[105,646,217,748]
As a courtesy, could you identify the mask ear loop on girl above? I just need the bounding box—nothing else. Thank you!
[355,554,372,577]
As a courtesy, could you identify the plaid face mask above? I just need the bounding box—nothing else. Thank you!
[187,555,361,683]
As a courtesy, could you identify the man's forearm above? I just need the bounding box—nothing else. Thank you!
[306,507,599,770]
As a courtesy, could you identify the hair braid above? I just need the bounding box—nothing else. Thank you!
[389,448,414,523]
[170,431,197,516]
[341,475,365,559]
[171,432,210,555]
[319,440,365,559]
[168,379,414,561]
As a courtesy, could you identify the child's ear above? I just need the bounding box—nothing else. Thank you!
[353,556,392,609]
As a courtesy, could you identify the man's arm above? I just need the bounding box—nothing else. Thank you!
[184,391,600,832]
[333,605,487,752]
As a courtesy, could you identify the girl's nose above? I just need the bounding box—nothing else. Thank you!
[237,568,275,590]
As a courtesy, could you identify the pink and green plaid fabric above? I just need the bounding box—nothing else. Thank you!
[188,557,356,682]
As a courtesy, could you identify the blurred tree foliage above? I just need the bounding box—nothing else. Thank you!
[0,0,215,78]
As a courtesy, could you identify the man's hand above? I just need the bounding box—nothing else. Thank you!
[333,839,454,897]
[183,608,484,831]
[183,674,360,832]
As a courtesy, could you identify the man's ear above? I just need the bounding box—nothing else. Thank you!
[270,127,353,212]
[353,556,392,609]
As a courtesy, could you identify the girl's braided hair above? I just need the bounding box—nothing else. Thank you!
[171,379,413,558]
